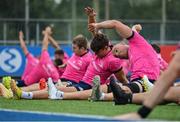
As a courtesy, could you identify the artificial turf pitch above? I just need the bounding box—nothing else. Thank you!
[0,97,179,121]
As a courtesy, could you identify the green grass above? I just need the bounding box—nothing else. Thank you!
[0,97,180,120]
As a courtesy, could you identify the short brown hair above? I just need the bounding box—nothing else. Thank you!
[72,34,88,49]
[90,33,109,53]
[54,49,64,55]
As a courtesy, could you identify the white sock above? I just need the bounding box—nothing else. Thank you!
[21,91,33,99]
[48,78,56,89]
[48,77,64,99]
[55,90,64,99]
[100,92,105,100]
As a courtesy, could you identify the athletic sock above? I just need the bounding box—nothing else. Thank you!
[21,91,33,99]
[138,105,152,118]
[100,92,105,100]
[55,90,64,99]
[48,77,64,100]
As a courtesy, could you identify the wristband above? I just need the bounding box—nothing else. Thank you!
[137,105,152,118]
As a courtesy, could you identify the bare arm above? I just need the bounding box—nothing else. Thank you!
[48,36,60,49]
[19,31,29,55]
[114,69,129,84]
[89,20,132,39]
[42,26,60,49]
[42,27,50,51]
[84,7,97,36]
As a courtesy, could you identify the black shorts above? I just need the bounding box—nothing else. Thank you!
[131,78,155,84]
[73,81,92,91]
[126,78,155,92]
[60,78,78,86]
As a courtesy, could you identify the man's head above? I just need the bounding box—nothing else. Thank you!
[54,49,64,66]
[72,34,88,56]
[90,33,110,58]
[112,43,129,59]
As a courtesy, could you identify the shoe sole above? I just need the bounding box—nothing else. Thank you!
[89,76,100,101]
[110,76,127,105]
[2,76,11,89]
[0,83,13,99]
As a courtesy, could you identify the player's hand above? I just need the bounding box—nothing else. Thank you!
[45,26,52,35]
[84,6,96,17]
[19,31,24,40]
[113,112,141,120]
[132,24,142,33]
[42,30,45,35]
[88,23,98,33]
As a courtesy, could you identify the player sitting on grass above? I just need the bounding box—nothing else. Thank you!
[7,32,128,100]
[1,33,92,99]
[86,10,160,104]
[2,27,69,88]
[113,42,180,120]
[17,34,92,93]
[1,6,129,100]
[88,24,170,102]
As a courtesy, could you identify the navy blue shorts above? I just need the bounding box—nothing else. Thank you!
[73,81,92,91]
[60,78,78,86]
